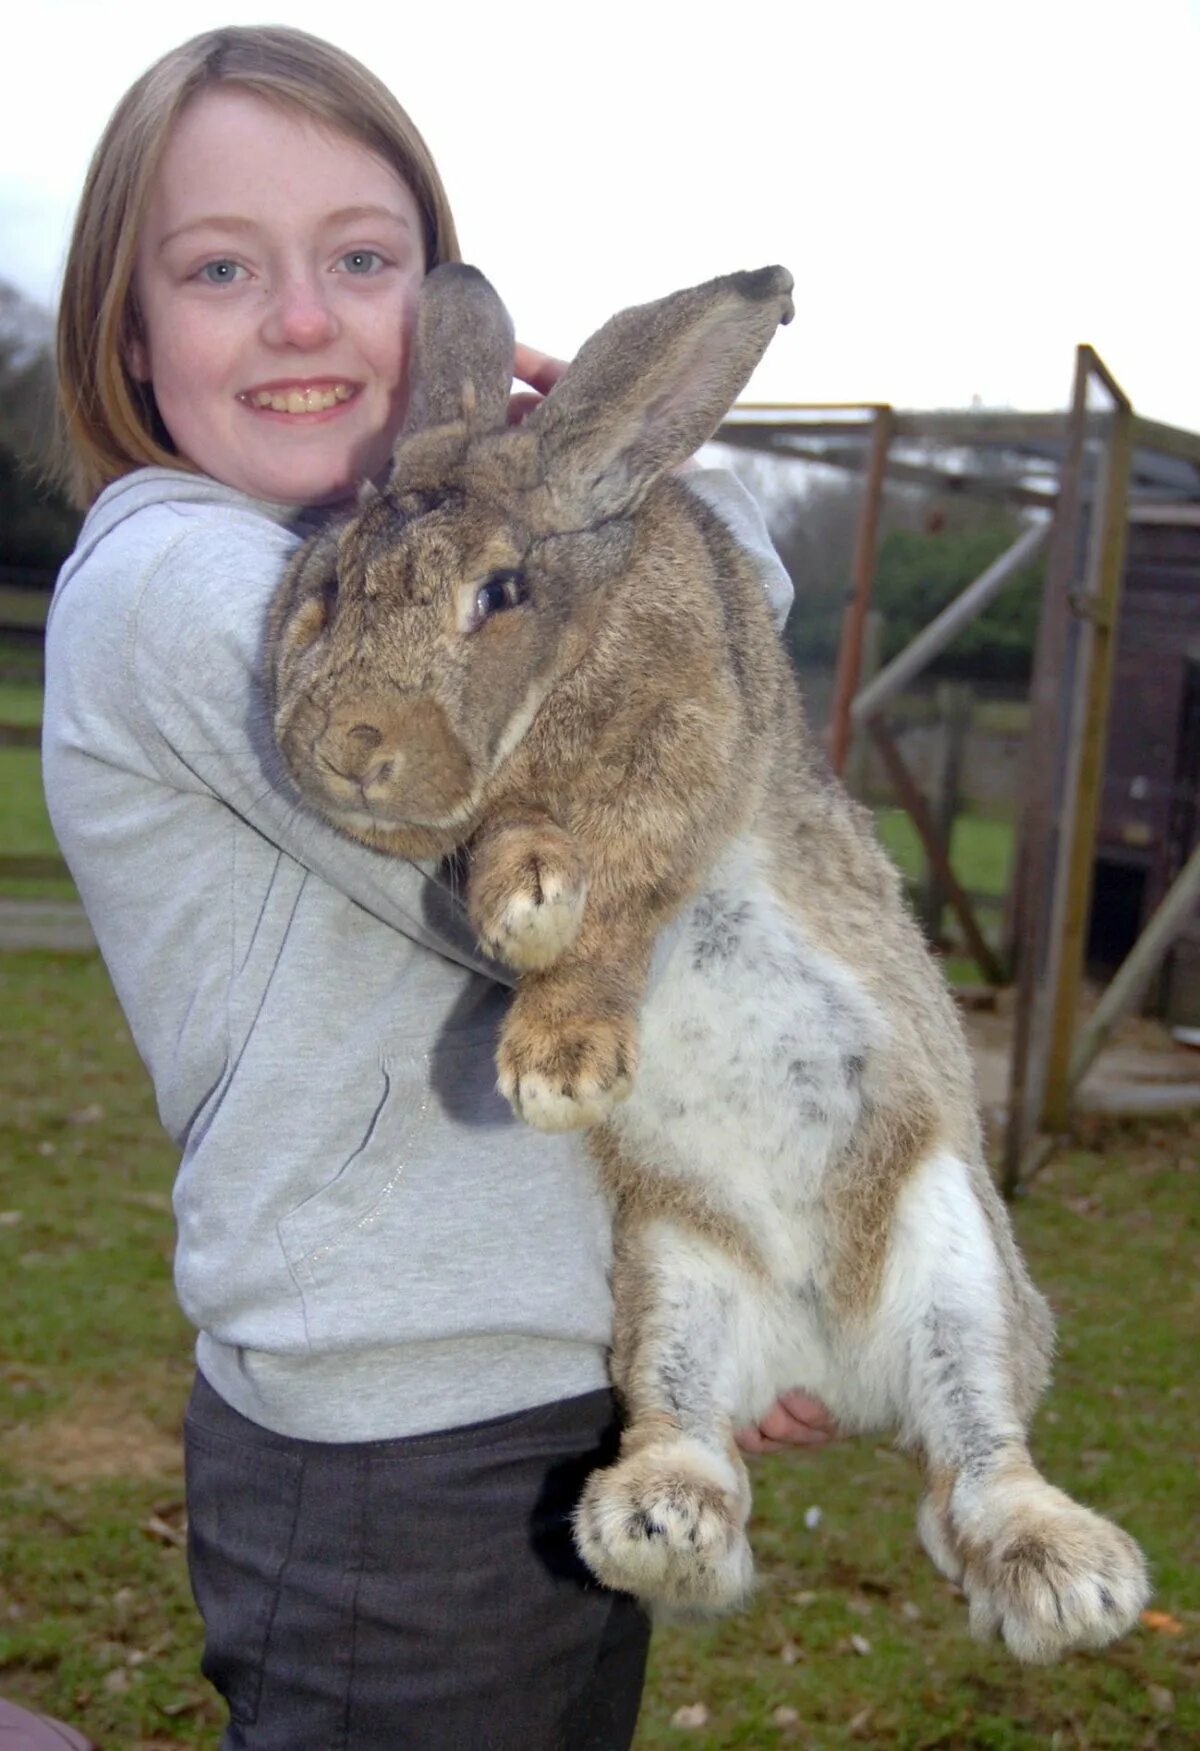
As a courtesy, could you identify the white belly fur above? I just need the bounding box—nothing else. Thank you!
[609,835,895,1427]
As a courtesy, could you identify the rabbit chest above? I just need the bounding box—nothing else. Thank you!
[607,835,886,1293]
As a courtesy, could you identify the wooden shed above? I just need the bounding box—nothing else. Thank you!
[1094,511,1200,1021]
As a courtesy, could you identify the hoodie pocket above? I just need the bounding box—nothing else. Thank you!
[276,1049,415,1289]
[275,1022,511,1349]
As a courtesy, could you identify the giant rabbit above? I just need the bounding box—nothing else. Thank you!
[266,262,1148,1661]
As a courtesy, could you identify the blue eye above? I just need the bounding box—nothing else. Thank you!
[338,250,384,276]
[198,260,245,285]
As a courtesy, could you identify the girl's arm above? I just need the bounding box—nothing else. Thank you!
[46,505,505,984]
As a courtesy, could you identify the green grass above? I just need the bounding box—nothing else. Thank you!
[874,807,1014,898]
[2,951,1197,1748]
[0,681,45,727]
[0,682,76,901]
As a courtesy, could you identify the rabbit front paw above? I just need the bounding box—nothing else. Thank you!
[497,1001,637,1131]
[469,824,589,972]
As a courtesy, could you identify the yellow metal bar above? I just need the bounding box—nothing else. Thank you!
[1042,370,1134,1128]
[828,408,893,775]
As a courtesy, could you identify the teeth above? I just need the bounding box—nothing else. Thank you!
[249,384,355,413]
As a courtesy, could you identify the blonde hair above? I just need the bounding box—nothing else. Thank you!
[56,25,461,507]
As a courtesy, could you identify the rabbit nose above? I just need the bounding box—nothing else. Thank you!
[321,709,393,782]
[345,721,384,758]
[322,699,474,818]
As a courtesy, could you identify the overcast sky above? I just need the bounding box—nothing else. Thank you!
[3,0,1197,429]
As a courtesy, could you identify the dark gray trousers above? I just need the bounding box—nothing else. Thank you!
[184,1372,650,1751]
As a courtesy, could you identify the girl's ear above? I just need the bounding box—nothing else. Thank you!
[124,321,150,384]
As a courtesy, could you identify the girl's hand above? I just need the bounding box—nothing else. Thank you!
[508,343,567,424]
[735,1391,838,1455]
[507,341,701,476]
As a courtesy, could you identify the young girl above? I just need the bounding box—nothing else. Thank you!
[44,25,833,1749]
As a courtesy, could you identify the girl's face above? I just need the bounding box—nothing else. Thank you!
[130,88,426,506]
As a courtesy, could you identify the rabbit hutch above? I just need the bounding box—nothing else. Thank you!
[714,350,1200,1177]
[1095,509,1200,1024]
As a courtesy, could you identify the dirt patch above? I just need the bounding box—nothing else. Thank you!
[4,1392,183,1487]
[958,982,1200,1137]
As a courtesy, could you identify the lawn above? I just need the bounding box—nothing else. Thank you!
[1,951,1196,1749]
[0,681,76,902]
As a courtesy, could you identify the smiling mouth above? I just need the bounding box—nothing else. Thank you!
[239,383,359,415]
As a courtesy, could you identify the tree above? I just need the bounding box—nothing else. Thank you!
[715,447,1041,681]
[0,279,80,577]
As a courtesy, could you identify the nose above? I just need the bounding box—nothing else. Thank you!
[320,698,473,821]
[260,270,339,350]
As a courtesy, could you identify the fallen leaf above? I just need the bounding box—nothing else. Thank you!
[1140,1609,1184,1636]
[670,1702,709,1729]
[0,1211,22,1228]
[804,1505,822,1529]
[69,1103,105,1124]
[143,1512,187,1549]
[1147,1684,1174,1714]
[900,1601,921,1621]
[779,1639,801,1665]
[790,1589,818,1607]
[849,1708,874,1734]
[849,1633,872,1656]
[155,1695,206,1719]
[772,1706,800,1726]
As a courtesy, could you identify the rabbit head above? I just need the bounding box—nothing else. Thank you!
[268,261,793,855]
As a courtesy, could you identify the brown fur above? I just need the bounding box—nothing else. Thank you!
[265,263,1146,1652]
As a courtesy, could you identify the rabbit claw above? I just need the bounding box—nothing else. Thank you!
[470,827,589,972]
[497,1008,637,1132]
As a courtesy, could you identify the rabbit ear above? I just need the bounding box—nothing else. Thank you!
[527,266,794,522]
[398,263,515,440]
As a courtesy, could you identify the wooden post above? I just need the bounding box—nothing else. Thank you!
[1043,366,1134,1128]
[920,682,974,943]
[828,407,893,775]
[1003,349,1091,1196]
[868,716,1004,986]
[1068,837,1200,1090]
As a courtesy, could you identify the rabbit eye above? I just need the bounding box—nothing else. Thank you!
[474,569,528,625]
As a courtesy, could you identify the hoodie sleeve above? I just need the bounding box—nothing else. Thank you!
[120,509,508,983]
[684,468,794,631]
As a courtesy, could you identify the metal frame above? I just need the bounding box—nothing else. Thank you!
[715,362,1200,1190]
[1003,350,1136,1189]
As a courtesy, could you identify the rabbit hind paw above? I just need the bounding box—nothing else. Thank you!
[574,1440,753,1614]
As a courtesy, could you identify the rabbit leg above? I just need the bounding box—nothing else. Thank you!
[467,812,589,972]
[574,1216,757,1613]
[496,914,658,1132]
[877,1149,1150,1662]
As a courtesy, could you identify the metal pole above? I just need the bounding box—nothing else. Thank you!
[1043,358,1133,1128]
[851,523,1050,725]
[829,407,893,774]
[1002,348,1091,1196]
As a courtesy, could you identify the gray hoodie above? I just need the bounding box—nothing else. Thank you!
[42,465,792,1441]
